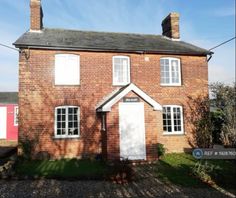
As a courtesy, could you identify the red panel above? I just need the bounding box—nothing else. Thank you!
[0,104,18,141]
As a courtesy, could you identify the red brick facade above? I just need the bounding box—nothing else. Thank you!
[18,49,208,160]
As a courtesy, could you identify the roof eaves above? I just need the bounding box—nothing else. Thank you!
[13,44,211,56]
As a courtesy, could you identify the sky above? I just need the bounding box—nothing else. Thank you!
[0,0,235,91]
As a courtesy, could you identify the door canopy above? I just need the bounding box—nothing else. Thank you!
[96,83,162,112]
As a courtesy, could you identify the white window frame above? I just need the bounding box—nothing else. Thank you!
[160,57,181,86]
[55,54,80,85]
[54,106,80,138]
[14,106,18,126]
[162,105,184,135]
[112,56,131,86]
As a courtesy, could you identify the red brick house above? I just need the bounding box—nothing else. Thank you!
[0,92,18,146]
[14,0,212,160]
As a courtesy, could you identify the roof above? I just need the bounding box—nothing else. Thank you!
[96,83,162,112]
[0,92,18,104]
[14,28,212,56]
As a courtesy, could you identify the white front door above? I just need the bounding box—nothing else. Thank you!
[119,102,146,160]
[0,107,7,139]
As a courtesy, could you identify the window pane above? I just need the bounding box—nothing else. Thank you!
[68,122,73,128]
[69,108,73,114]
[174,120,177,125]
[73,108,78,114]
[55,55,67,84]
[68,107,80,136]
[57,115,61,121]
[177,120,181,125]
[168,120,171,125]
[74,115,78,121]
[69,115,73,121]
[61,129,66,135]
[160,59,165,66]
[57,122,61,128]
[74,129,78,135]
[171,60,179,84]
[68,128,73,135]
[163,106,172,132]
[57,129,61,135]
[161,59,170,84]
[55,55,80,85]
[113,57,129,84]
[173,107,182,132]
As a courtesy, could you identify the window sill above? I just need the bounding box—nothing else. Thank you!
[160,84,182,87]
[113,83,130,86]
[53,136,80,140]
[163,132,185,136]
[54,84,80,86]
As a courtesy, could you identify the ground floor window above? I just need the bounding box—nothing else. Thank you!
[162,105,184,134]
[55,106,80,138]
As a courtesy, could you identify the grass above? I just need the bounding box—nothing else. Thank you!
[15,158,108,179]
[15,153,236,192]
[156,153,203,186]
[156,153,236,191]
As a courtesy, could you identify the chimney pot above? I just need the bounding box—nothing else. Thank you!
[162,12,180,40]
[30,0,43,31]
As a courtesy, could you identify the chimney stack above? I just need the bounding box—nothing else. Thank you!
[161,13,180,40]
[30,0,43,31]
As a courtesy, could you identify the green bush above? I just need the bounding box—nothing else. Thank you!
[192,161,219,184]
[157,143,166,157]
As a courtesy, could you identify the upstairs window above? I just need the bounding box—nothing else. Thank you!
[55,106,80,138]
[55,54,80,85]
[162,105,184,134]
[113,56,130,86]
[160,57,181,86]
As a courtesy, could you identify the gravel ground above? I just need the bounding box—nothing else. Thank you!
[0,163,235,198]
[0,178,234,198]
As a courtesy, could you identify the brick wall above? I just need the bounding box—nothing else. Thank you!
[18,49,208,159]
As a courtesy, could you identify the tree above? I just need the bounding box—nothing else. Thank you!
[187,95,213,148]
[210,83,236,147]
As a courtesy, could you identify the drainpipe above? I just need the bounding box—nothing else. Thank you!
[101,113,106,131]
[207,54,213,62]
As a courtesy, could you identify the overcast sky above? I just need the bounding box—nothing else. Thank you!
[0,0,235,91]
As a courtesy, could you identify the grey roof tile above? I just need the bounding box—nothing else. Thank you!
[14,28,212,55]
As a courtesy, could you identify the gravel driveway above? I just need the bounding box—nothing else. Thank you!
[0,178,234,198]
[0,163,235,198]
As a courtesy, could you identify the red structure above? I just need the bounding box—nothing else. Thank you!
[0,92,18,144]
